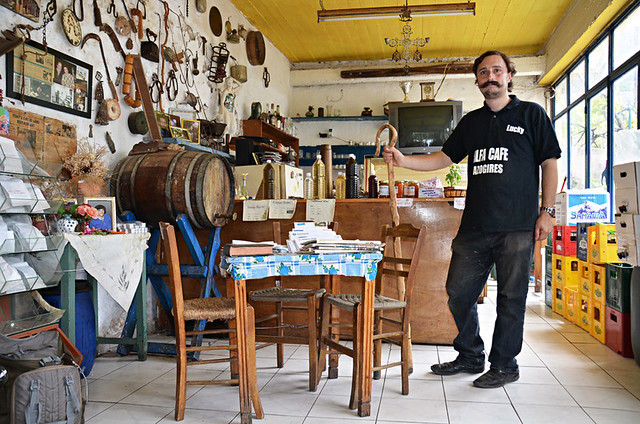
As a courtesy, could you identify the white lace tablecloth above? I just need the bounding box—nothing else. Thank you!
[63,233,150,310]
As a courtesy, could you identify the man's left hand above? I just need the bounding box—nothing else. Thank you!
[534,212,554,241]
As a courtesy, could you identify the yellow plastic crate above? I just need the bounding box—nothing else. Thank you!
[564,286,579,323]
[590,263,606,303]
[553,279,564,314]
[579,260,590,296]
[552,254,579,286]
[587,224,618,264]
[579,294,592,331]
[590,300,606,344]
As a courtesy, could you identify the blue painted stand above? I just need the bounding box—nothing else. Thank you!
[117,213,222,358]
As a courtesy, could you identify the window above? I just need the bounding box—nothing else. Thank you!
[569,60,586,104]
[553,2,639,192]
[589,89,607,188]
[588,37,609,89]
[613,66,639,165]
[613,6,640,68]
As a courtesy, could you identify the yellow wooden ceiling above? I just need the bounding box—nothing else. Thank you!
[229,0,576,63]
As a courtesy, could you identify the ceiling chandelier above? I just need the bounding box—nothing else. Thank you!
[384,1,430,75]
[317,1,476,22]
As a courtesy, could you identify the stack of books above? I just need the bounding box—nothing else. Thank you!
[298,239,384,254]
[223,242,276,256]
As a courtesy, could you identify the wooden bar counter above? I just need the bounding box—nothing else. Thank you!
[209,198,460,345]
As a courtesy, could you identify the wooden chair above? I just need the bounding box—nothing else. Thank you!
[317,223,427,409]
[249,221,338,391]
[159,222,263,422]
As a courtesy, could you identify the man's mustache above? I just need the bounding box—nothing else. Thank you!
[480,81,501,88]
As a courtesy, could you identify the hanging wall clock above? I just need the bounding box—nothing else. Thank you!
[61,8,82,46]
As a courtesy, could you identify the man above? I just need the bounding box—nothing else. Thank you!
[90,205,112,231]
[53,61,63,84]
[383,50,561,388]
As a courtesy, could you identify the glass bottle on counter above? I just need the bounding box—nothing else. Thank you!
[345,154,359,198]
[263,160,276,199]
[368,169,378,198]
[269,103,278,127]
[275,105,282,129]
[239,173,249,199]
[312,155,325,199]
[335,172,346,199]
[304,172,313,199]
[379,180,390,198]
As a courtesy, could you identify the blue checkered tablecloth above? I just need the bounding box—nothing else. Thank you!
[222,252,383,282]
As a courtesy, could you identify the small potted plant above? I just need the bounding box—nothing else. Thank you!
[444,164,465,198]
[57,202,98,233]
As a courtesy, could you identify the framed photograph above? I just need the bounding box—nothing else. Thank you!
[420,81,435,102]
[0,0,40,22]
[170,126,191,142]
[155,111,171,137]
[84,197,116,231]
[167,107,196,122]
[182,119,200,144]
[5,40,92,118]
[168,114,181,128]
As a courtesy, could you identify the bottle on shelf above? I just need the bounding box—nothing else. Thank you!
[312,154,325,199]
[269,103,277,127]
[345,154,360,199]
[238,173,249,199]
[275,105,282,129]
[335,172,346,199]
[262,160,276,199]
[304,172,313,199]
[368,169,378,198]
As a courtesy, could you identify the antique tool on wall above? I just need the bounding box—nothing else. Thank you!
[141,29,159,62]
[166,69,178,101]
[123,54,142,108]
[93,0,103,26]
[136,0,147,18]
[263,67,270,88]
[94,71,105,102]
[107,0,118,17]
[130,55,162,142]
[130,8,144,40]
[115,66,123,86]
[100,23,126,60]
[121,0,137,32]
[61,8,82,46]
[105,131,117,153]
[149,72,163,105]
[81,33,118,100]
[207,42,229,83]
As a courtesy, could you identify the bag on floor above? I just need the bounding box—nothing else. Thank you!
[0,330,86,424]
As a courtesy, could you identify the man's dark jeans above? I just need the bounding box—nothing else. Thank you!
[446,230,535,373]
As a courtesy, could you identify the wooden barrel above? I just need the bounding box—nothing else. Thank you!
[110,150,235,228]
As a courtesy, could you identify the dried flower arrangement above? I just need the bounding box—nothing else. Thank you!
[63,138,110,183]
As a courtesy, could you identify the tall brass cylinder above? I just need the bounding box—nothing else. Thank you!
[321,144,333,198]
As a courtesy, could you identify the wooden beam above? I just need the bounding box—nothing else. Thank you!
[341,62,473,79]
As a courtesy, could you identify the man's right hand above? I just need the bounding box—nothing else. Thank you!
[383,145,405,167]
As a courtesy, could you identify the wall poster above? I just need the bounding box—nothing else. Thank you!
[6,39,93,118]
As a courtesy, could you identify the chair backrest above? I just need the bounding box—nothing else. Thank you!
[377,223,427,311]
[159,222,185,335]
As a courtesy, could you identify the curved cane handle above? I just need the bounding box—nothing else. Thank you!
[374,123,398,156]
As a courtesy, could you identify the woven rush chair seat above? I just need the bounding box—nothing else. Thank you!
[250,287,325,302]
[183,297,236,321]
[325,293,406,311]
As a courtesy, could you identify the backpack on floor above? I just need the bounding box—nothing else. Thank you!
[0,330,86,424]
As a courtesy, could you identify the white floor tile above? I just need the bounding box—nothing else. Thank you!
[564,385,640,410]
[584,407,640,424]
[442,381,510,403]
[446,400,520,424]
[377,397,448,423]
[85,404,172,423]
[514,404,594,424]
[505,383,577,406]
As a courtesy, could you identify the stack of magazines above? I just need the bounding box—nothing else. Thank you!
[298,239,384,254]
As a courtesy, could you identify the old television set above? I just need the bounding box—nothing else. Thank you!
[389,100,463,155]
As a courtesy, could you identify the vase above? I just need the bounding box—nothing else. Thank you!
[59,218,78,233]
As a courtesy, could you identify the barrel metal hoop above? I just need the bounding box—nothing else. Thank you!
[193,154,211,228]
[128,154,147,218]
[166,151,188,222]
[219,154,236,220]
[183,152,202,228]
[109,158,126,211]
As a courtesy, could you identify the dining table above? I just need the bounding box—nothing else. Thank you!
[222,250,383,418]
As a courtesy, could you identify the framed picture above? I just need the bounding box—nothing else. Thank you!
[170,126,191,142]
[167,107,196,122]
[168,114,181,128]
[182,119,200,144]
[84,197,116,231]
[155,111,171,137]
[420,82,435,102]
[0,0,40,22]
[5,40,92,118]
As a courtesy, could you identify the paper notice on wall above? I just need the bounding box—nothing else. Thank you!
[306,199,335,223]
[243,200,269,221]
[396,198,414,207]
[268,199,297,219]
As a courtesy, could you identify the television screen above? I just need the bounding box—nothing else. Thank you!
[389,101,463,155]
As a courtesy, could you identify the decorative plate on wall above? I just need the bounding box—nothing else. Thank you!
[209,6,222,36]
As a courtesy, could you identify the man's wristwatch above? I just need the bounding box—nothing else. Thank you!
[540,206,556,218]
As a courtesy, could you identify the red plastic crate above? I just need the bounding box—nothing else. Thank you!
[605,306,634,357]
[553,225,577,256]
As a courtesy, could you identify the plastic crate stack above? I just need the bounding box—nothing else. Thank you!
[611,163,640,358]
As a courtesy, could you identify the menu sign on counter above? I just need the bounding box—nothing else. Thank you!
[242,200,269,221]
[268,200,297,219]
[306,199,335,223]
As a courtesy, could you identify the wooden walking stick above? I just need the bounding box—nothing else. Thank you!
[375,123,413,372]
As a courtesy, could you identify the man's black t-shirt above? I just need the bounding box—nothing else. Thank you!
[442,95,562,233]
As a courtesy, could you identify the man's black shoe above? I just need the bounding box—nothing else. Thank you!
[473,368,519,388]
[430,359,485,376]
